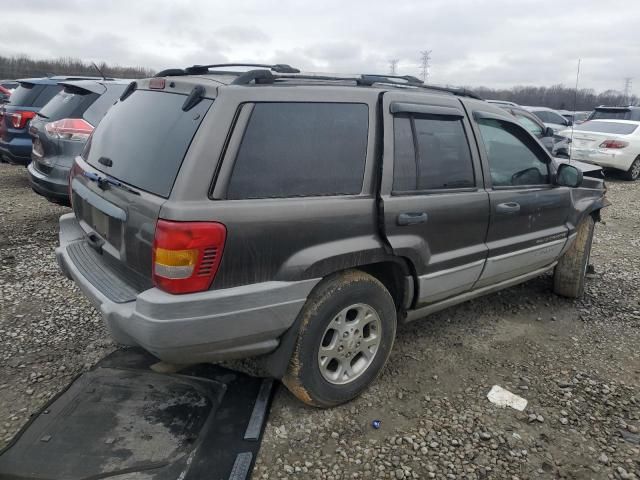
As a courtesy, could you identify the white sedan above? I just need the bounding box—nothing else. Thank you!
[559,120,640,181]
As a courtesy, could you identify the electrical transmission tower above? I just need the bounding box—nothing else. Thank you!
[389,59,399,76]
[623,77,633,105]
[419,50,432,82]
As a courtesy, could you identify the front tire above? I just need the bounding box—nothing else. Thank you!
[283,270,397,407]
[623,156,640,181]
[553,216,595,298]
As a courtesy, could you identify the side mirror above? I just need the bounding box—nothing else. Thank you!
[566,119,573,127]
[544,126,555,137]
[556,163,583,188]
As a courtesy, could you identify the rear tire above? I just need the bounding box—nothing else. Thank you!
[623,156,640,181]
[283,270,397,408]
[553,216,595,298]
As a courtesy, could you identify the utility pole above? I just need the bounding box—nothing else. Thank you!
[388,59,399,76]
[623,77,633,105]
[419,50,432,83]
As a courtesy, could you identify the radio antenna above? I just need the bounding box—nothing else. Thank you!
[92,62,107,81]
[569,58,581,162]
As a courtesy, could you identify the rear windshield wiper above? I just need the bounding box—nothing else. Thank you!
[36,112,48,119]
[83,171,140,196]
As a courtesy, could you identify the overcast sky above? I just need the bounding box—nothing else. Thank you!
[2,0,638,94]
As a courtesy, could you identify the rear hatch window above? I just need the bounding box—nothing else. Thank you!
[10,82,62,108]
[575,121,638,135]
[84,89,213,198]
[38,87,99,121]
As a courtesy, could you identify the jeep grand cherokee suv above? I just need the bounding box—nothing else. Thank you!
[56,64,608,407]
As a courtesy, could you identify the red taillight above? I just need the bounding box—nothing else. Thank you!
[599,139,628,149]
[45,118,94,141]
[152,220,227,294]
[10,110,36,129]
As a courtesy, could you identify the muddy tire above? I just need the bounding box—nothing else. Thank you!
[553,216,595,298]
[283,270,397,408]
[624,156,640,181]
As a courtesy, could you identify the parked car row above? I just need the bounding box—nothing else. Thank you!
[28,79,129,204]
[487,99,640,180]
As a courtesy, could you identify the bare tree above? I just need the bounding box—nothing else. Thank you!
[419,50,432,82]
[388,59,399,76]
[0,54,155,80]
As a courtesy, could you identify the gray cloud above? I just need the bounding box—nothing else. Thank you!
[1,0,638,94]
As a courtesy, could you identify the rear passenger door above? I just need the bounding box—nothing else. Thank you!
[381,92,490,306]
[462,101,571,287]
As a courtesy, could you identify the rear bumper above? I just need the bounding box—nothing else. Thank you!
[0,136,32,165]
[27,162,70,204]
[571,148,636,172]
[56,213,318,364]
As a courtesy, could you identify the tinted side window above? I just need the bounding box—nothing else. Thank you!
[392,114,474,192]
[227,103,368,199]
[478,118,549,187]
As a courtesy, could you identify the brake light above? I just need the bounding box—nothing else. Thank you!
[10,110,36,129]
[45,118,94,141]
[152,220,227,294]
[149,78,165,89]
[599,140,628,149]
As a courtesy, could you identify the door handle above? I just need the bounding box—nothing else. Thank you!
[397,212,428,226]
[496,202,521,214]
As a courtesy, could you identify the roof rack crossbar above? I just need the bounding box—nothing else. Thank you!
[185,63,300,75]
[231,69,275,85]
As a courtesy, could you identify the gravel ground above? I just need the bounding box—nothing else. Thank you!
[1,164,638,479]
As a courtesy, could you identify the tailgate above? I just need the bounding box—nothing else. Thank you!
[71,157,164,279]
[70,87,213,281]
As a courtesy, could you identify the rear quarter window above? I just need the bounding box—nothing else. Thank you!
[227,102,369,199]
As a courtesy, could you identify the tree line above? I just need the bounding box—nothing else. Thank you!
[0,55,154,80]
[1,54,636,111]
[471,84,638,111]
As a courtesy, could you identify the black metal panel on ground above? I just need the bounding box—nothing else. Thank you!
[0,348,275,480]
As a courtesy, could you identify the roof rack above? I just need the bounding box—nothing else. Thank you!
[229,70,483,99]
[155,63,300,77]
[154,65,482,99]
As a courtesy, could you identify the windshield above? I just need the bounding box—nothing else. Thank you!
[574,121,638,135]
[84,89,213,198]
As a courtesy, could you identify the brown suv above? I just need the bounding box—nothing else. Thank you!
[56,64,608,407]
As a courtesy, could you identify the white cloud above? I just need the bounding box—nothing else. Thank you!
[1,0,638,94]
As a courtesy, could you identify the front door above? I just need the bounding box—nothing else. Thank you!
[381,91,490,306]
[462,101,572,288]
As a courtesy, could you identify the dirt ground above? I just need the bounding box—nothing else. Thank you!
[0,164,638,479]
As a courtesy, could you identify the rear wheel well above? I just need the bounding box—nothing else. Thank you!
[358,261,411,312]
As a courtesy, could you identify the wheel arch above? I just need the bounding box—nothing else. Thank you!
[259,258,416,379]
